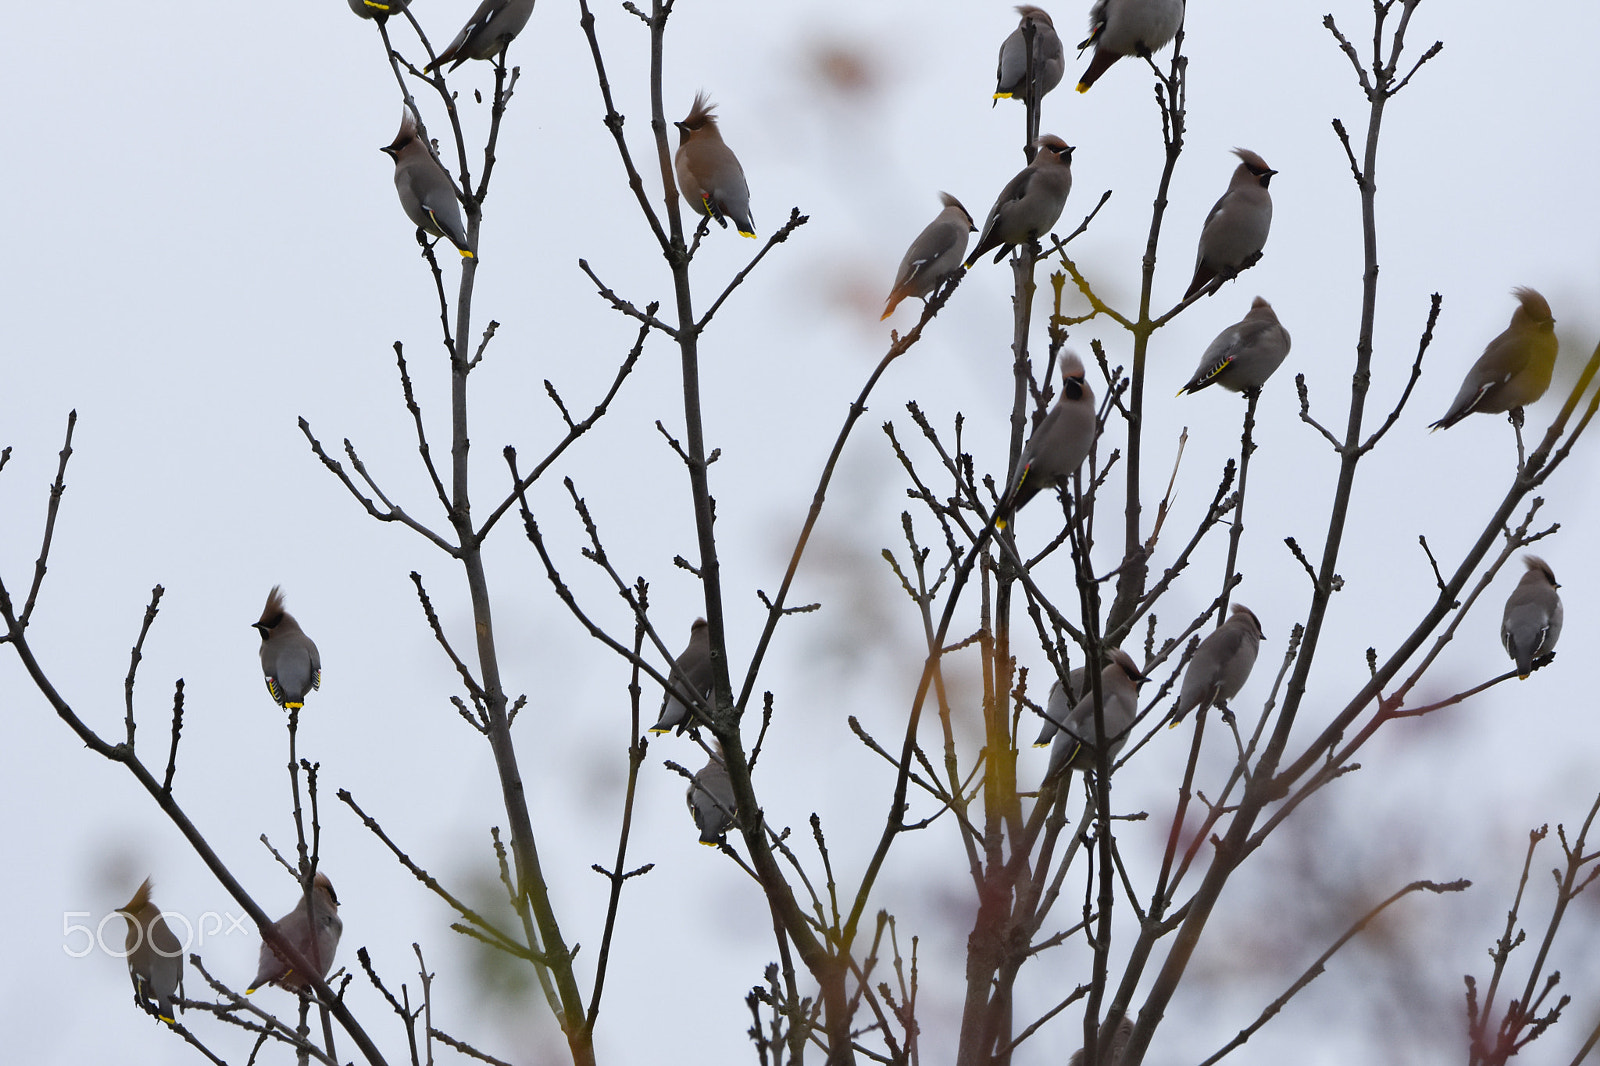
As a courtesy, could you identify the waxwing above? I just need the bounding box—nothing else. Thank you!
[119,878,183,1025]
[1501,556,1562,679]
[347,0,410,20]
[383,107,475,259]
[882,193,975,320]
[997,352,1097,528]
[674,93,755,238]
[1067,1015,1135,1066]
[993,6,1065,104]
[1172,604,1262,725]
[1075,0,1185,92]
[965,135,1075,267]
[248,873,343,994]
[687,748,738,845]
[1184,149,1275,301]
[1430,288,1558,430]
[425,0,536,73]
[254,587,321,711]
[1045,649,1146,782]
[1177,297,1291,396]
[1032,666,1089,746]
[650,618,714,734]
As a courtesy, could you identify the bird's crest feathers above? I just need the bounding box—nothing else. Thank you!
[120,877,155,916]
[1230,603,1263,638]
[1511,286,1554,325]
[680,92,718,132]
[1523,555,1558,587]
[937,191,975,229]
[1232,147,1273,174]
[258,586,286,629]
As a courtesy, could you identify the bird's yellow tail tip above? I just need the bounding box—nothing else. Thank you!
[739,230,757,239]
[459,249,475,259]
[1075,82,1091,94]
[992,91,1013,100]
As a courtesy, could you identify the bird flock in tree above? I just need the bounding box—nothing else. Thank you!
[112,0,1566,1038]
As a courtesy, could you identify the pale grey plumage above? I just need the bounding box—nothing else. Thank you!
[650,618,713,734]
[1178,297,1291,395]
[882,193,975,320]
[1044,649,1145,782]
[1172,604,1262,725]
[426,0,536,73]
[248,873,343,994]
[1032,668,1089,746]
[965,135,1074,267]
[119,878,183,1025]
[347,0,410,21]
[383,108,475,259]
[687,750,738,845]
[1501,556,1562,679]
[993,6,1065,104]
[1184,148,1275,300]
[674,93,755,238]
[998,351,1097,527]
[1430,288,1559,430]
[1067,1015,1135,1066]
[254,586,321,711]
[1075,0,1185,91]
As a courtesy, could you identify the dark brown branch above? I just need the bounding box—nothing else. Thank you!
[1198,879,1469,1066]
[299,418,458,554]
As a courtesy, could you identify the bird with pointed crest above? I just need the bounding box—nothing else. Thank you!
[882,193,975,320]
[1184,148,1276,300]
[254,586,322,711]
[1430,288,1558,430]
[674,93,756,238]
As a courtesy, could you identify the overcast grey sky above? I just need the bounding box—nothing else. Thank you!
[3,2,1599,1064]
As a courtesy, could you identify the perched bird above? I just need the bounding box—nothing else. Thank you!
[1171,604,1263,726]
[1501,556,1562,679]
[248,872,343,994]
[1067,1015,1136,1066]
[1045,649,1146,782]
[383,108,475,259]
[1075,0,1185,92]
[1032,667,1088,746]
[1183,149,1275,301]
[1177,297,1291,396]
[993,6,1065,104]
[1429,288,1559,430]
[346,0,410,21]
[650,618,714,734]
[118,878,183,1025]
[674,93,755,238]
[881,193,975,320]
[254,587,321,711]
[425,0,536,73]
[997,351,1097,528]
[965,135,1075,267]
[687,749,738,845]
